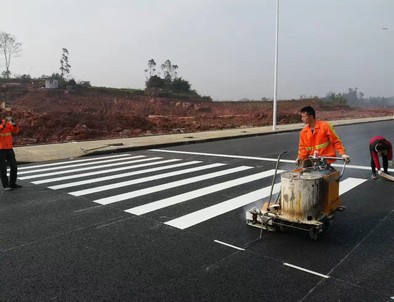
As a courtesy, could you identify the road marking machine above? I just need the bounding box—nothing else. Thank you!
[246,152,347,240]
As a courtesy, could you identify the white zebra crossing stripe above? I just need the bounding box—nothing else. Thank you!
[93,166,253,205]
[164,177,366,230]
[48,160,202,189]
[70,163,227,197]
[18,157,161,180]
[17,154,133,170]
[33,158,177,185]
[165,183,281,229]
[18,155,146,175]
[126,169,284,215]
[339,177,367,195]
[18,152,367,231]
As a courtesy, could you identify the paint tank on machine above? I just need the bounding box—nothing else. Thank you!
[280,172,324,222]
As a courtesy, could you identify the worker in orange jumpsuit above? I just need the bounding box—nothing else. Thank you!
[296,106,350,167]
[0,116,21,191]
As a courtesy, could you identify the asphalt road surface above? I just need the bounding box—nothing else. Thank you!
[1,120,393,301]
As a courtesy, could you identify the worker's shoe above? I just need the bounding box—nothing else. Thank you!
[3,187,13,191]
[371,174,377,180]
[10,184,22,189]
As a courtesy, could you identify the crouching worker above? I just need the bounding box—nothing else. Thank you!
[295,106,351,167]
[0,116,21,191]
[369,136,393,180]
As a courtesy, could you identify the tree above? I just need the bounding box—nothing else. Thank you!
[326,92,347,105]
[161,59,178,83]
[146,75,165,89]
[144,59,157,79]
[59,48,71,79]
[171,77,191,93]
[144,59,195,95]
[0,32,22,78]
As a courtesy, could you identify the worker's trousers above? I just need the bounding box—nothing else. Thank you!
[371,154,388,174]
[0,149,18,188]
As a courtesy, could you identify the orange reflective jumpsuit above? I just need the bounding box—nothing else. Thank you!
[298,120,346,163]
[0,119,19,149]
[0,119,20,188]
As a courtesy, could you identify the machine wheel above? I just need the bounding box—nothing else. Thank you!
[276,223,287,232]
[309,226,322,240]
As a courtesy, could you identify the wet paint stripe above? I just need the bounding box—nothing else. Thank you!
[283,263,330,278]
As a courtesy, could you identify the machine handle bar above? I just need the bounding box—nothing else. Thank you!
[308,155,347,180]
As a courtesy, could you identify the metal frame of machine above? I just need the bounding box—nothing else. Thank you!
[246,153,347,240]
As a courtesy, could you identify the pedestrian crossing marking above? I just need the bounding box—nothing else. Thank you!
[33,158,179,185]
[18,156,158,180]
[17,153,133,171]
[339,177,367,195]
[18,153,369,231]
[164,177,367,230]
[70,163,228,197]
[18,155,145,175]
[93,165,252,205]
[126,169,284,215]
[165,183,282,229]
[49,160,201,189]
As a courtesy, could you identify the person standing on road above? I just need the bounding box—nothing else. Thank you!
[369,136,393,180]
[0,115,22,191]
[296,106,351,167]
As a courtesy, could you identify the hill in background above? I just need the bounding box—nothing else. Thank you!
[2,85,392,146]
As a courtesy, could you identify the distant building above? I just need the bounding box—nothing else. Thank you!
[45,79,59,89]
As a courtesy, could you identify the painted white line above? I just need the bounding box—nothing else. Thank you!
[18,155,145,175]
[164,176,366,230]
[32,157,170,184]
[165,183,281,229]
[126,169,283,215]
[214,240,245,251]
[94,166,253,205]
[283,263,330,279]
[71,163,226,197]
[149,149,394,172]
[150,149,292,163]
[339,177,367,195]
[49,160,200,189]
[19,156,151,180]
[17,153,133,170]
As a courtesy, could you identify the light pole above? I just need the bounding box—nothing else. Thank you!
[273,0,279,130]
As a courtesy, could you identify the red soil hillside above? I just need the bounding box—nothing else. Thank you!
[4,89,392,146]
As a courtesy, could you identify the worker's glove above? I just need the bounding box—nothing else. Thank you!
[295,158,302,166]
[341,154,351,163]
[389,160,393,167]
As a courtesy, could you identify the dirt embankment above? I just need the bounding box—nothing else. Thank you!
[5,89,392,146]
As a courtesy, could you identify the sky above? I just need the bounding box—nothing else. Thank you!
[1,0,393,101]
